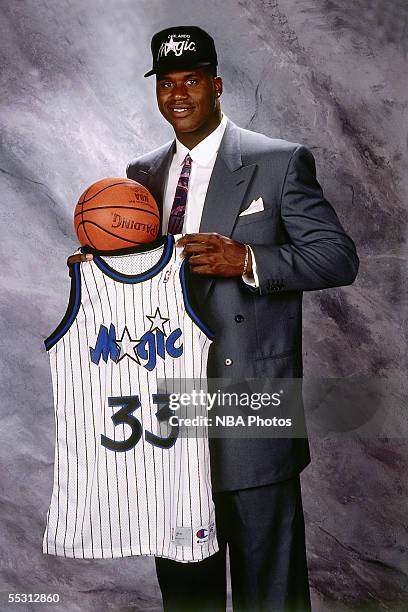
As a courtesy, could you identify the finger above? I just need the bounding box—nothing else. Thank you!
[182,244,213,255]
[67,255,91,274]
[189,264,214,275]
[176,233,200,246]
[73,254,93,262]
[188,254,214,265]
[67,253,93,267]
[176,233,218,246]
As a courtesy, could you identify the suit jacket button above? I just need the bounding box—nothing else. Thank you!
[235,314,244,323]
[224,358,233,366]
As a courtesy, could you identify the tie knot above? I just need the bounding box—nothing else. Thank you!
[183,153,192,167]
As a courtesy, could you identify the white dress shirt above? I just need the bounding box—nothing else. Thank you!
[162,114,259,287]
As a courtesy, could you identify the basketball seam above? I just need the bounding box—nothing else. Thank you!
[76,220,146,246]
[79,181,139,205]
[74,205,160,220]
[78,184,92,245]
[79,185,92,207]
[81,220,98,250]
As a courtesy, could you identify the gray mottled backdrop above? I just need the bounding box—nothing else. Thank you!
[1,1,407,610]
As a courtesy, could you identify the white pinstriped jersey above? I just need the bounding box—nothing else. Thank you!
[43,234,217,562]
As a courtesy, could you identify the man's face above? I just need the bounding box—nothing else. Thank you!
[155,68,222,138]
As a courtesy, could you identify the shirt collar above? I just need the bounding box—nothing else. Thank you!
[174,114,228,167]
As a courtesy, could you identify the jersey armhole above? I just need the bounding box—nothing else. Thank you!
[179,258,214,341]
[44,264,82,351]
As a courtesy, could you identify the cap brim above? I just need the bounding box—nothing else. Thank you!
[144,61,215,78]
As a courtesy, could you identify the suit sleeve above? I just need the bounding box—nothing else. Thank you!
[249,145,359,295]
[126,161,134,179]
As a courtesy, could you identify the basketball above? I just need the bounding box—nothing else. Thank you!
[74,178,160,250]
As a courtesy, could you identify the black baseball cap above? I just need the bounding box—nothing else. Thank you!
[144,26,218,78]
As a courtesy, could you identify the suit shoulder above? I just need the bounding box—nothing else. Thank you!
[238,126,305,160]
[126,140,173,177]
[235,126,317,177]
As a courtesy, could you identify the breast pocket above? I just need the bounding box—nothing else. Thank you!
[232,207,276,243]
[235,207,275,227]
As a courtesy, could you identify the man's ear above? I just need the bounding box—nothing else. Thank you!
[214,76,223,97]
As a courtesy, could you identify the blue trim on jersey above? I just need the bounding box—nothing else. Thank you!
[44,263,81,350]
[92,235,174,284]
[179,258,214,340]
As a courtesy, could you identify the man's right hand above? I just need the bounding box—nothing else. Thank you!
[67,253,93,276]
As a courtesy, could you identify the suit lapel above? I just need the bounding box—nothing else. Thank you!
[198,120,257,300]
[133,141,175,221]
[149,141,175,212]
[199,160,256,235]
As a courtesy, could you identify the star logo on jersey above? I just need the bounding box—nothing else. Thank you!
[116,326,140,364]
[146,307,170,334]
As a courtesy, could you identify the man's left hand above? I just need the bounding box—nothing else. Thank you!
[176,233,251,277]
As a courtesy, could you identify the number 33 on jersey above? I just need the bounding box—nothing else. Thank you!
[43,234,217,562]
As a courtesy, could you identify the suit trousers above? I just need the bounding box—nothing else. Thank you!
[155,476,311,612]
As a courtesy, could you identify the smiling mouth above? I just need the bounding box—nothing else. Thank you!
[169,106,195,115]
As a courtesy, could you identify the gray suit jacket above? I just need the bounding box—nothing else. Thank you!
[127,119,359,491]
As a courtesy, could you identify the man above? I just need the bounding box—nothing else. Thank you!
[70,26,359,612]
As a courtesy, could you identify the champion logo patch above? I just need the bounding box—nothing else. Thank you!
[173,523,214,546]
[196,528,208,540]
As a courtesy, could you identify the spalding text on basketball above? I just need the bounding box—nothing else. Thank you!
[111,213,159,236]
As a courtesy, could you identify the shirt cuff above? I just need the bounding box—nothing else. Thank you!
[242,245,259,288]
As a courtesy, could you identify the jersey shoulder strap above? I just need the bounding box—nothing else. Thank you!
[44,263,81,351]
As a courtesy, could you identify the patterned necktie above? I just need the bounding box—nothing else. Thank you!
[167,153,192,234]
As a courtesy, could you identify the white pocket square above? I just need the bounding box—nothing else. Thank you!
[239,197,264,216]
